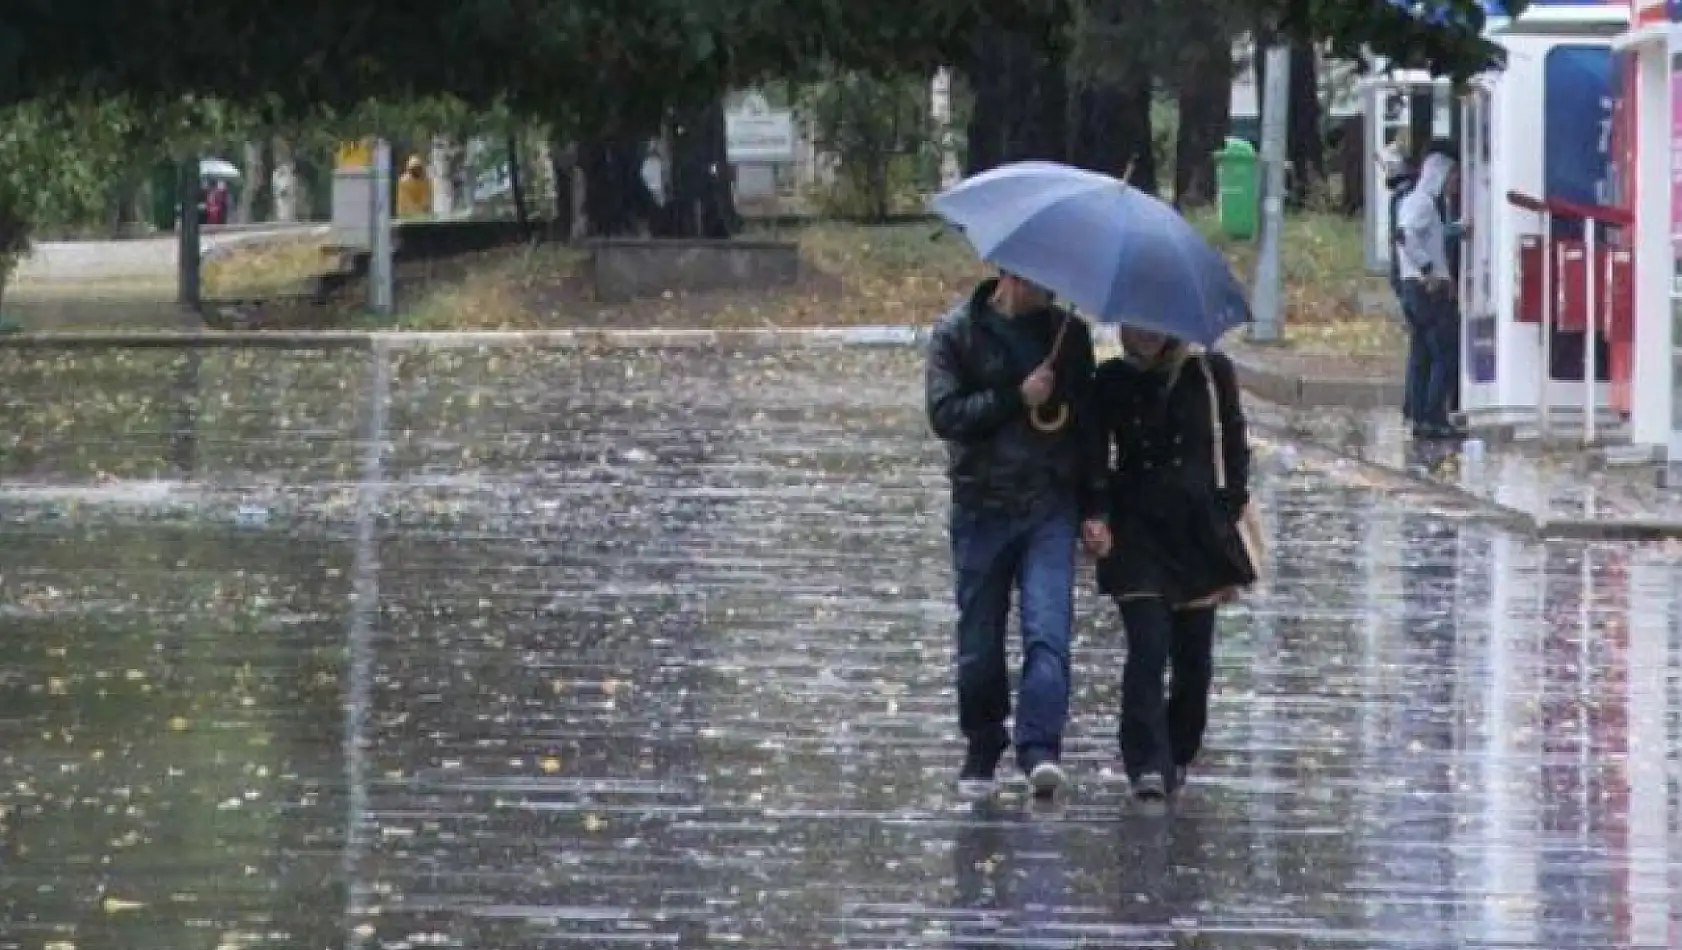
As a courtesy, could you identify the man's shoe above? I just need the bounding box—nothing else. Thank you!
[958,735,1008,796]
[1027,760,1067,800]
[1415,421,1467,440]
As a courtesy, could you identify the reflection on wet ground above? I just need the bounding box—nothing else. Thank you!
[2,346,1681,949]
[1261,401,1682,524]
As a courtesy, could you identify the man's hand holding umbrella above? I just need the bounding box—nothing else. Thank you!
[1021,352,1109,557]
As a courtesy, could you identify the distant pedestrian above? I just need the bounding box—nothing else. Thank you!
[396,155,432,218]
[1397,144,1466,439]
[205,180,230,226]
[925,270,1111,800]
[1093,327,1256,810]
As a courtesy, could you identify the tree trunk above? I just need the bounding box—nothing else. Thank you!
[238,141,263,223]
[1337,114,1364,215]
[578,137,659,237]
[272,138,298,222]
[106,178,140,237]
[506,132,529,235]
[965,27,1005,175]
[666,100,739,237]
[1286,41,1323,205]
[964,23,1067,174]
[546,138,574,240]
[1171,5,1233,207]
[429,137,456,217]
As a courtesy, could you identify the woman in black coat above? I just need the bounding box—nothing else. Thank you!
[1094,327,1254,807]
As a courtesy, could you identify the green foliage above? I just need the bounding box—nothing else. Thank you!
[0,99,137,301]
[1275,0,1526,82]
[802,71,930,221]
[808,154,927,219]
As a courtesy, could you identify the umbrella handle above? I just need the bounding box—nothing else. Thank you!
[1027,313,1073,433]
[1028,402,1070,432]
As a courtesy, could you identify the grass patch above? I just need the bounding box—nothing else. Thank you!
[1190,209,1375,326]
[202,236,332,297]
[393,245,588,330]
[384,213,1389,355]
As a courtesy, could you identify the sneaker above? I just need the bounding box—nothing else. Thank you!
[1133,771,1167,805]
[957,736,1008,796]
[1027,760,1067,799]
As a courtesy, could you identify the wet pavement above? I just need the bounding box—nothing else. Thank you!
[1259,400,1682,528]
[3,345,1682,949]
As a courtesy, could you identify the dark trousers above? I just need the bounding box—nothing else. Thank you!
[950,499,1078,763]
[1400,281,1460,429]
[1116,598,1216,790]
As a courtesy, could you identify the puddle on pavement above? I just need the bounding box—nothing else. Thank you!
[3,347,1681,949]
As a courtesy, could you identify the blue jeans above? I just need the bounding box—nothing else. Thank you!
[1400,281,1459,428]
[950,498,1078,764]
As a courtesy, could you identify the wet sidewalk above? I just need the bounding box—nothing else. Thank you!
[2,345,1680,949]
[1255,399,1682,536]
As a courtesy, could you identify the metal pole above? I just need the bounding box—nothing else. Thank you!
[1585,221,1598,444]
[176,156,202,328]
[369,139,394,316]
[174,156,204,476]
[1249,43,1291,343]
[1363,80,1385,275]
[1539,213,1553,439]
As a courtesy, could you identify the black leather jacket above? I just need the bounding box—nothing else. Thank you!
[924,281,1107,519]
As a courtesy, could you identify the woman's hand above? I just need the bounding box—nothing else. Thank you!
[1081,518,1112,557]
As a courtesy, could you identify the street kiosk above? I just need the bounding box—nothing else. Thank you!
[1457,1,1631,441]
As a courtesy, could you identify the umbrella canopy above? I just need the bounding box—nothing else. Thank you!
[200,157,241,180]
[932,161,1250,345]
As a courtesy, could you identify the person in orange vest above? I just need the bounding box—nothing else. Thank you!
[395,155,432,218]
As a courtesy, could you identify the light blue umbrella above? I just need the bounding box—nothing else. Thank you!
[932,161,1250,345]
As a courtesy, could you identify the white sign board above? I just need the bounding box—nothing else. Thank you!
[726,93,795,164]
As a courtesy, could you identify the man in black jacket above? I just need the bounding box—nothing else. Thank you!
[925,272,1111,798]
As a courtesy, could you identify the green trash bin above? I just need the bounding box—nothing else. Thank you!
[1213,137,1258,240]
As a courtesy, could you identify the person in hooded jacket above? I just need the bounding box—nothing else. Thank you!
[1396,147,1467,439]
[1093,326,1253,809]
[925,271,1112,800]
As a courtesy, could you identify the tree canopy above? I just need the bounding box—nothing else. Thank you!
[1,0,1520,119]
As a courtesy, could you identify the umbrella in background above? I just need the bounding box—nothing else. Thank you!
[932,161,1249,345]
[200,157,241,180]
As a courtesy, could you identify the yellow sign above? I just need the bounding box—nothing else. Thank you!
[336,139,373,171]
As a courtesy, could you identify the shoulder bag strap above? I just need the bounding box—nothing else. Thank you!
[1199,355,1227,491]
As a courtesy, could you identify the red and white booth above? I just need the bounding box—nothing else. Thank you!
[1458,1,1634,441]
[1610,0,1682,457]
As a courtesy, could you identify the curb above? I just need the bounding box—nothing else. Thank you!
[0,322,1111,351]
[1535,517,1682,541]
[1227,355,1402,410]
[0,325,938,351]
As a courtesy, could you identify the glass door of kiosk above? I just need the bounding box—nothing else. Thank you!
[1462,85,1498,387]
